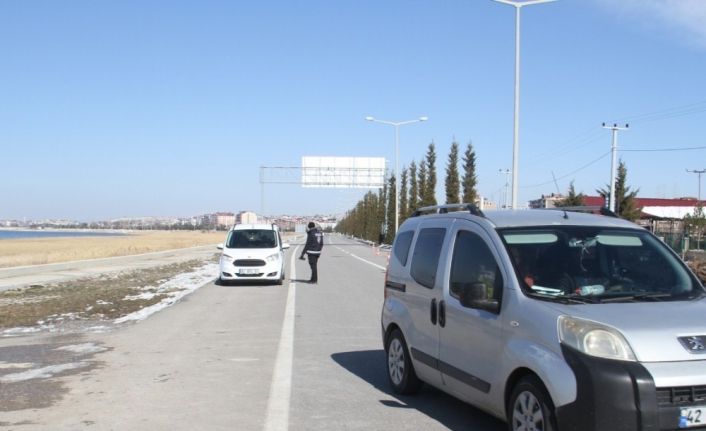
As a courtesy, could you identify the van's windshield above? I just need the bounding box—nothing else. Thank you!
[227,230,277,249]
[499,226,704,303]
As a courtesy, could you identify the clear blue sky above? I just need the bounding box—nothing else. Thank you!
[2,0,706,220]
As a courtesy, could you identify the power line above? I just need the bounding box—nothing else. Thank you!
[611,98,706,125]
[521,151,611,189]
[621,145,706,152]
[520,144,706,191]
[527,127,604,163]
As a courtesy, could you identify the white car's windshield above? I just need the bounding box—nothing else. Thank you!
[500,226,704,303]
[227,230,277,249]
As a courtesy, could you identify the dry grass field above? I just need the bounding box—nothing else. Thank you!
[0,258,212,328]
[0,230,225,268]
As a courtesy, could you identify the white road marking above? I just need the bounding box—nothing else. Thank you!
[334,246,387,271]
[263,248,298,431]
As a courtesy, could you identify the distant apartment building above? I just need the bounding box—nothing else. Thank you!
[204,212,236,228]
[475,196,497,211]
[528,193,567,209]
[236,211,258,224]
[216,212,236,227]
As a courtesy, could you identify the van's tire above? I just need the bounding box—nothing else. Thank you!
[508,375,557,431]
[385,329,422,395]
[276,271,284,285]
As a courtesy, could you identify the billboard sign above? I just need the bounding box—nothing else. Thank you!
[301,156,386,188]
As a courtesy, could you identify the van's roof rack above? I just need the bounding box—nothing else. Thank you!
[541,206,618,218]
[411,204,486,218]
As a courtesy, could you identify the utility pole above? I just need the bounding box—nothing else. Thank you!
[686,168,706,201]
[602,123,629,212]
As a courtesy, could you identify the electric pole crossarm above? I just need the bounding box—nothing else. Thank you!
[686,168,706,201]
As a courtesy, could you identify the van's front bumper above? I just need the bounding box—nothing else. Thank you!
[557,345,706,431]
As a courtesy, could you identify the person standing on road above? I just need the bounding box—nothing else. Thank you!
[299,222,323,283]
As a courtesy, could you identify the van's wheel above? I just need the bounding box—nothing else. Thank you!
[276,271,284,285]
[508,375,557,431]
[385,329,422,395]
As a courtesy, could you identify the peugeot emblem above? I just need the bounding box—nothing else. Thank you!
[679,336,706,353]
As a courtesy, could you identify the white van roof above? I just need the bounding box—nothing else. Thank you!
[231,223,279,231]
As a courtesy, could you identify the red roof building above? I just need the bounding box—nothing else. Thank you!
[583,196,703,220]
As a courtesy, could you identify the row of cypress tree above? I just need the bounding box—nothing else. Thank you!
[335,140,479,244]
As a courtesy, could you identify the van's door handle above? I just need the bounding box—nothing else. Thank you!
[438,300,446,328]
[430,298,438,325]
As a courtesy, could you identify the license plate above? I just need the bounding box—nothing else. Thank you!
[239,268,259,275]
[680,406,706,428]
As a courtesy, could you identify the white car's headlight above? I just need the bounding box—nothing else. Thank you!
[558,316,636,361]
[265,253,280,263]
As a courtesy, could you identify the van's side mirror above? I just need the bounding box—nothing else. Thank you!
[217,244,224,250]
[282,242,291,250]
[460,282,500,313]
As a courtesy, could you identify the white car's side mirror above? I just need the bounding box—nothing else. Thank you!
[282,243,291,250]
[217,244,224,250]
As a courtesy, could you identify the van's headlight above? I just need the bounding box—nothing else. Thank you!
[265,253,280,263]
[558,316,636,361]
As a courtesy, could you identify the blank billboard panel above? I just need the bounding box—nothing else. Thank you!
[301,156,386,188]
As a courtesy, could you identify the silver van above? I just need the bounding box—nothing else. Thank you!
[381,205,706,431]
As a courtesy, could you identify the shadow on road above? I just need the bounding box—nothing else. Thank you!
[331,349,506,431]
[214,278,283,287]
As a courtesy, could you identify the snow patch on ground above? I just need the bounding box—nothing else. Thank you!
[0,362,90,383]
[123,292,158,301]
[55,343,107,355]
[1,325,54,338]
[0,362,34,369]
[114,262,217,324]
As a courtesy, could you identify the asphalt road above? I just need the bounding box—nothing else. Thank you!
[0,235,506,431]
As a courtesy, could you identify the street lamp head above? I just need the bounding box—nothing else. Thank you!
[365,116,375,121]
[419,116,429,122]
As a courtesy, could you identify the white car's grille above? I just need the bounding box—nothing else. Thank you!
[234,259,266,267]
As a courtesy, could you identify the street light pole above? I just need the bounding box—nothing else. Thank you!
[492,0,557,209]
[366,116,428,234]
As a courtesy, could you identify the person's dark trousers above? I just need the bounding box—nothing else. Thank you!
[307,254,319,283]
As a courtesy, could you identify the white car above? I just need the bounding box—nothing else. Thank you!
[217,224,290,285]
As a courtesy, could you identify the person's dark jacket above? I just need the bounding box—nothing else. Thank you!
[301,227,324,257]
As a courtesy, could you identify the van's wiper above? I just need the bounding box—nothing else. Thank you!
[527,292,596,304]
[560,294,602,304]
[600,292,671,303]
